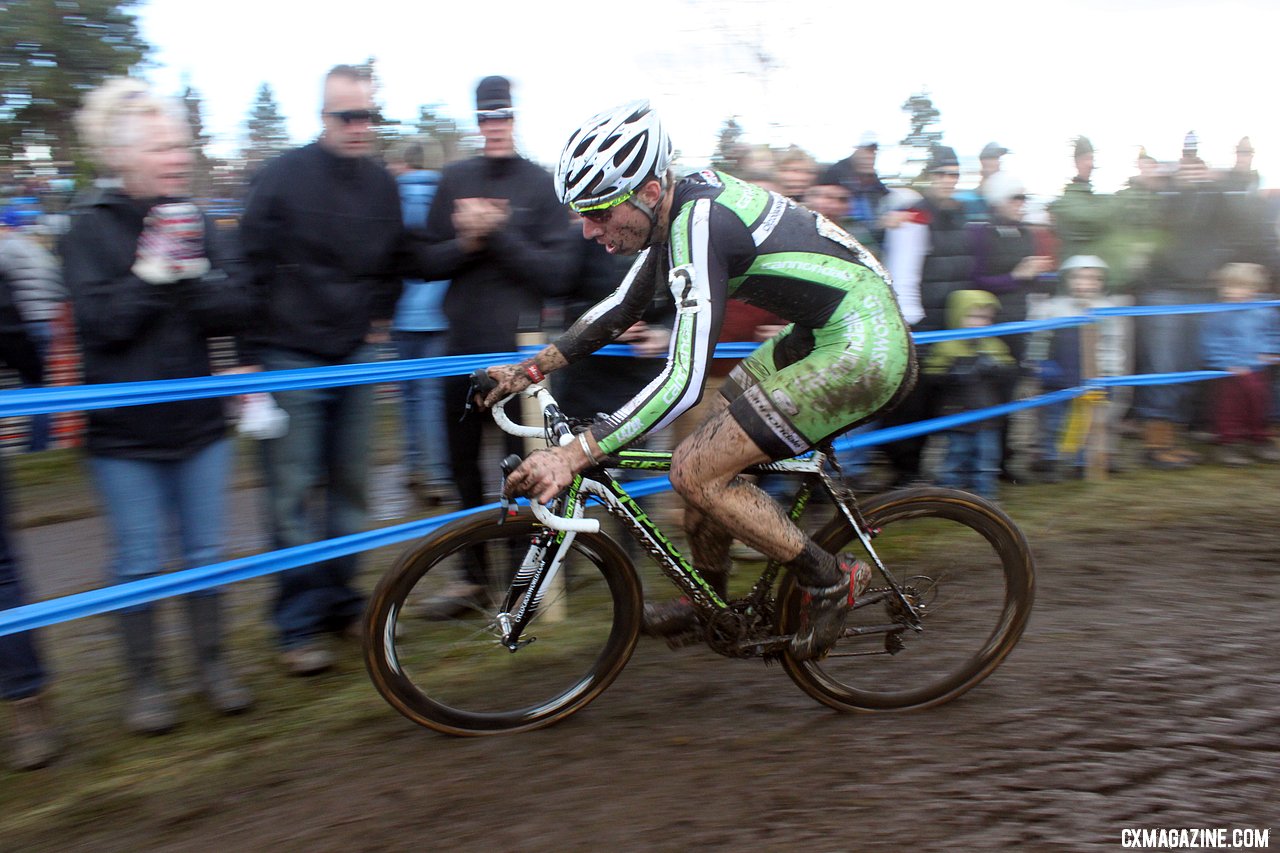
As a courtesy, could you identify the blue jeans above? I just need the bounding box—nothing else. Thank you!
[938,429,1000,499]
[393,330,450,486]
[89,439,231,605]
[0,460,46,701]
[261,346,375,648]
[1135,290,1204,423]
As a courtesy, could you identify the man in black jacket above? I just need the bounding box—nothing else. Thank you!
[819,133,889,249]
[413,76,571,617]
[241,64,409,674]
[880,145,975,487]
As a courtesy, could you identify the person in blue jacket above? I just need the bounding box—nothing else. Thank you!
[1201,262,1280,466]
[389,139,454,507]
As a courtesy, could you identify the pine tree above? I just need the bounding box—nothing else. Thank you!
[355,56,404,157]
[415,105,473,165]
[0,0,150,163]
[183,82,215,199]
[709,117,743,173]
[242,83,291,173]
[900,91,944,174]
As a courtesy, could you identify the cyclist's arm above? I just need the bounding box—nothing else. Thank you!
[589,198,728,455]
[550,247,660,363]
[481,248,659,407]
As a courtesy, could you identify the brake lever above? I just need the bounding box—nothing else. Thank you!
[462,368,499,422]
[497,453,523,525]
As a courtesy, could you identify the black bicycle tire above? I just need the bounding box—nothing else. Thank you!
[778,486,1035,712]
[363,510,643,736]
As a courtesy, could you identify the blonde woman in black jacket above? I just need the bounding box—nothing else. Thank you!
[61,78,255,734]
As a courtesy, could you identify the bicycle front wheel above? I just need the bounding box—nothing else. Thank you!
[364,510,643,736]
[779,486,1035,712]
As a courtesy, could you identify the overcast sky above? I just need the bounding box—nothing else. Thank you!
[136,0,1280,196]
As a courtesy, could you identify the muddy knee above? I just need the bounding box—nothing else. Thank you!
[668,451,717,513]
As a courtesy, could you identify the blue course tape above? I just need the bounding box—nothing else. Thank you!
[0,301,1266,633]
[0,501,520,635]
[5,301,1269,418]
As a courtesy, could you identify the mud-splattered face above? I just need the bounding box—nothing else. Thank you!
[578,198,653,255]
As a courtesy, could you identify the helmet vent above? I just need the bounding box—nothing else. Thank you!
[572,134,596,159]
[613,132,645,172]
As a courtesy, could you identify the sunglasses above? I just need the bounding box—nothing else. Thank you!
[476,108,515,122]
[325,109,378,125]
[573,190,635,224]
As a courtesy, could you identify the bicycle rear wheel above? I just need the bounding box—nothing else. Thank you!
[364,510,643,736]
[779,486,1034,712]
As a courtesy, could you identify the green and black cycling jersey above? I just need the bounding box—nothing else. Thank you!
[553,170,916,460]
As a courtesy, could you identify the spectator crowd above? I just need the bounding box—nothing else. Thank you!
[3,66,1280,773]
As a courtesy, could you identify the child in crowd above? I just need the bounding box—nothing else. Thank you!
[1026,256,1133,480]
[924,290,1018,500]
[1200,263,1280,466]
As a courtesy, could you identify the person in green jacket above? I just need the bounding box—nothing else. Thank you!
[923,290,1018,500]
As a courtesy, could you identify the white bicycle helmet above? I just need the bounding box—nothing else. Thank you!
[555,99,673,212]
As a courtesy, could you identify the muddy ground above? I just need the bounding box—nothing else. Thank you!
[2,458,1278,852]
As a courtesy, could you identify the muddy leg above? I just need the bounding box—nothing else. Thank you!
[670,408,813,573]
[683,502,732,598]
[669,407,852,659]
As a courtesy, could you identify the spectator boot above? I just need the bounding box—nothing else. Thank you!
[118,607,177,735]
[1143,421,1190,470]
[184,595,253,716]
[1167,426,1203,465]
[7,694,59,771]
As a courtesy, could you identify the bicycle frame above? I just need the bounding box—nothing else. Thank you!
[496,445,924,654]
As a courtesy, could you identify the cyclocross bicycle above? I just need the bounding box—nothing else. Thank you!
[363,378,1035,736]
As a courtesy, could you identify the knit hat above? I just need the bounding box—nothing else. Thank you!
[983,172,1027,207]
[1060,255,1109,274]
[927,144,959,171]
[1073,136,1094,158]
[475,76,512,111]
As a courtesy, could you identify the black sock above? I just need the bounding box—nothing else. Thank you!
[786,540,841,588]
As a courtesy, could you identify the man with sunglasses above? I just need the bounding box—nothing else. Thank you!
[412,75,571,619]
[484,101,917,660]
[241,64,412,675]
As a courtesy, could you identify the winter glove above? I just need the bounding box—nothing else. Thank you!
[132,202,211,285]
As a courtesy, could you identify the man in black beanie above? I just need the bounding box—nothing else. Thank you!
[415,75,571,617]
[879,143,974,487]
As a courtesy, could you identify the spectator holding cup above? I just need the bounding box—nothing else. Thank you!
[60,78,255,734]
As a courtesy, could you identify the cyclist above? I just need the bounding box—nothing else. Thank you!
[485,101,916,659]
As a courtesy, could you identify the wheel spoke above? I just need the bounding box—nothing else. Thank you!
[781,488,1034,712]
[365,513,642,735]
